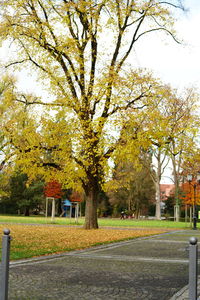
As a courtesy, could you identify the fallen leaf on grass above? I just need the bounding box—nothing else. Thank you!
[0,225,172,260]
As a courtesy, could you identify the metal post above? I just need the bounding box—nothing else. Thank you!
[193,185,197,230]
[0,229,11,300]
[185,204,188,225]
[190,206,193,227]
[189,237,198,300]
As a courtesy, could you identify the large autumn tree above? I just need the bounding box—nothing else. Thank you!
[0,0,184,228]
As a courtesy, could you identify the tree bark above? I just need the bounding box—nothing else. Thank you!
[172,155,180,222]
[84,178,99,229]
[24,207,30,216]
[171,145,181,222]
[155,181,161,220]
[154,149,162,220]
[84,192,98,229]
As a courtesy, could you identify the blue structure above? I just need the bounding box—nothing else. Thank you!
[62,199,72,217]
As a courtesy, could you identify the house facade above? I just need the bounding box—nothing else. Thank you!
[160,184,174,202]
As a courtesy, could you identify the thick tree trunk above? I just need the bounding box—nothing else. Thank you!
[84,180,99,229]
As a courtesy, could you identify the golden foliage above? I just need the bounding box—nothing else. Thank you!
[0,224,171,260]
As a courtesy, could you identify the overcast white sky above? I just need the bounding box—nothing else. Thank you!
[0,1,199,94]
[132,0,200,92]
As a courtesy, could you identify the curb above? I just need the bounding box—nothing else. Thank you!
[170,278,200,300]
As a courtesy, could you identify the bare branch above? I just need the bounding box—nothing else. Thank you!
[134,27,181,44]
[5,59,29,68]
[116,14,146,73]
[107,91,149,116]
[158,1,185,11]
[15,96,64,107]
[41,162,62,170]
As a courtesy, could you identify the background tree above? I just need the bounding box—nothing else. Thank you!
[0,170,16,214]
[0,0,184,228]
[9,171,45,215]
[142,87,200,220]
[127,85,200,220]
[44,181,63,199]
[166,89,200,221]
[22,180,45,215]
[117,84,176,219]
[107,153,155,218]
[164,195,175,217]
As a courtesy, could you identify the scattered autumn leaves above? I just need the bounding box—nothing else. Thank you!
[0,225,172,260]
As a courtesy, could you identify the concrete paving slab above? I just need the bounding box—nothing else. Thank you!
[6,229,200,299]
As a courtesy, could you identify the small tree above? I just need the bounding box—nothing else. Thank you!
[44,181,63,199]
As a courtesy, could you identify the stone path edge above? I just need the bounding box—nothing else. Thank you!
[9,230,182,267]
[169,278,200,300]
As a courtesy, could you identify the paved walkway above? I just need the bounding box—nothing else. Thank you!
[7,229,200,299]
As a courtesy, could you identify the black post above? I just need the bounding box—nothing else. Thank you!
[193,184,197,230]
[189,237,198,300]
[0,229,11,300]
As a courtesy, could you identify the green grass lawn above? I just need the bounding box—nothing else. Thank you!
[0,214,193,228]
[0,215,194,260]
[99,218,192,228]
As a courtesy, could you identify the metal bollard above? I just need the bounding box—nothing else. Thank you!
[0,229,11,300]
[189,237,198,300]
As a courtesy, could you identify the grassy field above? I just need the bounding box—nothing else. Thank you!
[0,215,192,261]
[0,214,192,228]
